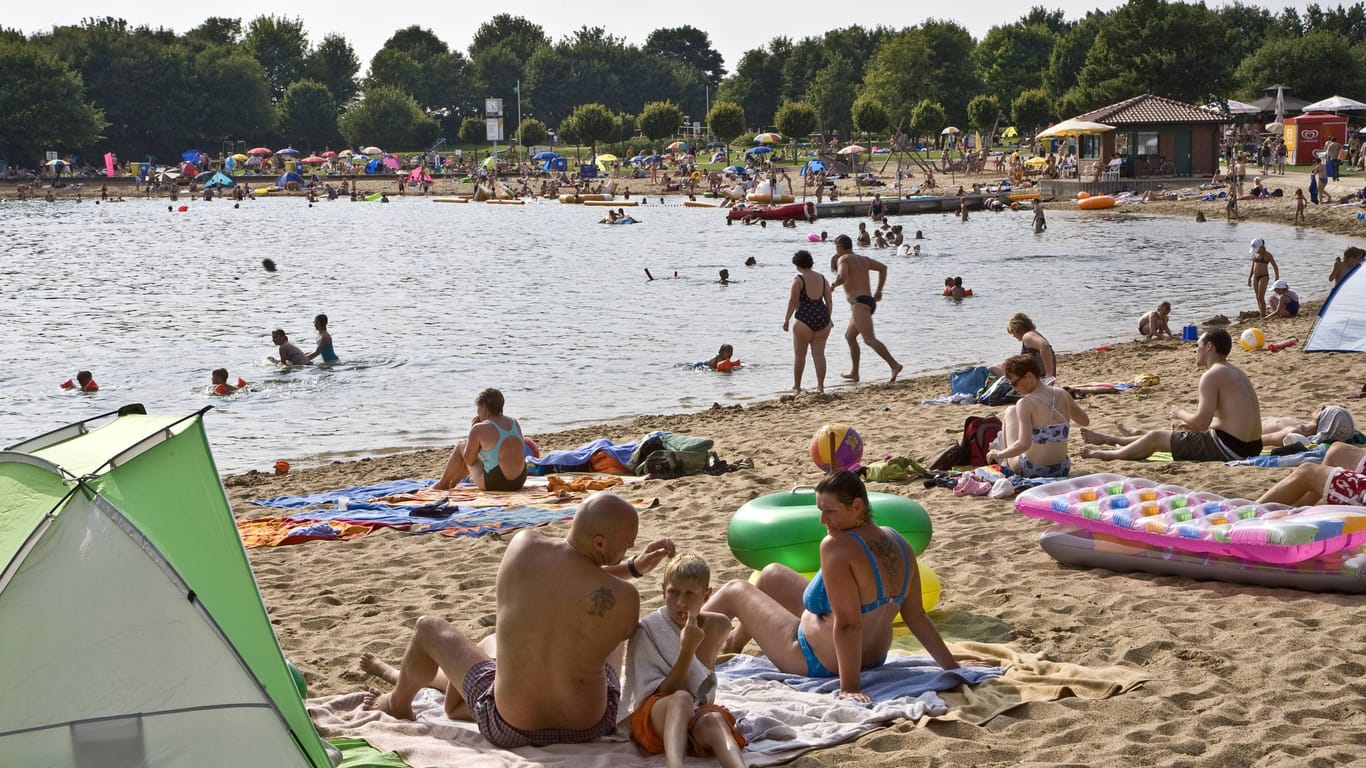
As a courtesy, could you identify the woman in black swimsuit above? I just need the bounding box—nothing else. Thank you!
[783,249,834,393]
[1246,237,1280,317]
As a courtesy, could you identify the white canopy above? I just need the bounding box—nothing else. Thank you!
[1300,95,1366,112]
[1225,98,1262,115]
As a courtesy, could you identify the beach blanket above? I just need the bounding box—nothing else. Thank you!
[254,479,432,509]
[530,436,652,474]
[1227,444,1328,468]
[307,642,1142,768]
[237,518,376,548]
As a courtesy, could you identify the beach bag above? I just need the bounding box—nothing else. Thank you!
[950,365,990,397]
[977,376,1020,406]
[640,449,714,478]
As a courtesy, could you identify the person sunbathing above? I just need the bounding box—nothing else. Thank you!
[985,354,1089,478]
[1259,405,1355,446]
[1257,444,1366,506]
[1081,329,1263,461]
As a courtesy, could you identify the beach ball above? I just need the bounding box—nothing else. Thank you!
[523,437,540,458]
[810,423,863,472]
[808,233,821,242]
[1240,327,1266,351]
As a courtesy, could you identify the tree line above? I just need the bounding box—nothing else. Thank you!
[5,2,1366,166]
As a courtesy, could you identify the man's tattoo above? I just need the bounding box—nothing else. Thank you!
[588,587,616,617]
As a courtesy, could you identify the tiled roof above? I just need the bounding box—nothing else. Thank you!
[1076,94,1229,125]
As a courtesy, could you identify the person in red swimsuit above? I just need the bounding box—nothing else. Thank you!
[1257,444,1366,506]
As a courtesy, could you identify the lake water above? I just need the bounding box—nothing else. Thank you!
[0,195,1349,474]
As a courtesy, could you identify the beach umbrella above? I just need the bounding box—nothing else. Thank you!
[595,153,619,162]
[300,155,326,164]
[1036,119,1114,139]
[745,146,773,155]
[350,154,368,164]
[754,132,782,143]
[338,149,354,157]
[532,151,561,160]
[44,159,67,167]
[1025,157,1049,167]
[1301,95,1366,112]
[230,153,249,162]
[382,156,401,169]
[194,170,215,182]
[836,144,866,155]
[182,149,204,162]
[1002,126,1019,138]
[248,147,273,156]
[322,150,338,158]
[275,147,300,156]
[724,165,747,174]
[940,126,960,135]
[362,146,384,156]
[1267,121,1286,133]
[667,141,691,151]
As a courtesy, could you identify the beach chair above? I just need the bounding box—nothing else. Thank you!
[1102,159,1123,181]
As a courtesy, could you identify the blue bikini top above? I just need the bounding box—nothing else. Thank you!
[802,529,911,616]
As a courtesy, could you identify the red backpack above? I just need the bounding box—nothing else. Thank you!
[927,415,1003,470]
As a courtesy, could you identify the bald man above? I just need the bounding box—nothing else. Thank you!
[364,493,675,749]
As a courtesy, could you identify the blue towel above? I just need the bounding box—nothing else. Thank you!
[717,652,1001,702]
[286,503,576,534]
[254,479,432,509]
[1227,444,1327,468]
[528,434,658,473]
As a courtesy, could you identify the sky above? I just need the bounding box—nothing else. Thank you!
[6,0,1326,76]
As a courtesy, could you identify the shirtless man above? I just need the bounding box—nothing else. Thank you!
[433,388,529,491]
[1257,444,1366,506]
[1138,301,1173,340]
[1080,329,1262,461]
[363,493,676,749]
[830,234,902,383]
[268,329,311,366]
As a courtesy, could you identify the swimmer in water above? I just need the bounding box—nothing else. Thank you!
[307,314,339,363]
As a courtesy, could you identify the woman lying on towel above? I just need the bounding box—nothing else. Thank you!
[703,472,989,702]
[432,388,529,492]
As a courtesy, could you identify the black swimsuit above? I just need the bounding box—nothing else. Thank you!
[794,274,831,331]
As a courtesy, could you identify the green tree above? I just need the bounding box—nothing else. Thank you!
[851,95,889,136]
[194,47,276,141]
[1236,30,1366,100]
[1046,11,1105,99]
[367,26,471,113]
[459,115,486,143]
[185,17,241,49]
[773,100,818,151]
[639,100,684,144]
[278,79,338,149]
[1011,88,1053,135]
[518,118,548,147]
[0,38,106,162]
[306,33,360,109]
[909,99,947,145]
[919,20,980,125]
[523,27,684,125]
[967,94,1001,134]
[1073,0,1235,106]
[468,14,549,67]
[974,22,1055,116]
[565,102,615,155]
[337,85,439,148]
[806,55,857,135]
[242,15,308,101]
[644,26,726,86]
[471,43,521,101]
[858,30,933,127]
[707,100,745,149]
[714,42,786,129]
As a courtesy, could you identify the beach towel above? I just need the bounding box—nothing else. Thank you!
[529,436,652,474]
[623,607,717,716]
[255,479,433,509]
[237,518,376,548]
[1226,444,1328,468]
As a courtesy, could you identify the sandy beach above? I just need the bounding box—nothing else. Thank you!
[224,284,1366,766]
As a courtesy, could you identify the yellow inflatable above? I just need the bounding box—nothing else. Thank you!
[585,199,636,207]
[558,193,612,203]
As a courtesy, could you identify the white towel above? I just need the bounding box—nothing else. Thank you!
[621,607,716,722]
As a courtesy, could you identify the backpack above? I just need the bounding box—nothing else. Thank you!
[927,415,1002,471]
[977,376,1021,406]
[639,449,715,479]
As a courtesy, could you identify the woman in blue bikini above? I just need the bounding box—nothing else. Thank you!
[703,472,983,701]
[432,388,528,492]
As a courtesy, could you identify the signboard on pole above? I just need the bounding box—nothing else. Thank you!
[486,118,504,142]
[485,98,503,117]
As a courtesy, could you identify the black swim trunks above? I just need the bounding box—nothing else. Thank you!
[1170,429,1263,461]
[851,295,877,314]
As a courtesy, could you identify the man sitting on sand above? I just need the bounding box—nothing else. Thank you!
[831,234,902,383]
[1257,444,1366,506]
[433,388,529,492]
[362,492,676,748]
[1080,329,1263,461]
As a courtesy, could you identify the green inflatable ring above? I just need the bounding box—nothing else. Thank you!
[727,487,932,573]
[286,661,307,699]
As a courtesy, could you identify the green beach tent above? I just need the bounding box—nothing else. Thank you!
[0,405,334,767]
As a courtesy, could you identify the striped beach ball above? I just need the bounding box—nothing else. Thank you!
[1240,327,1265,351]
[810,423,864,473]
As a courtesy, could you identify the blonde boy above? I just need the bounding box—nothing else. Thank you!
[622,554,746,768]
